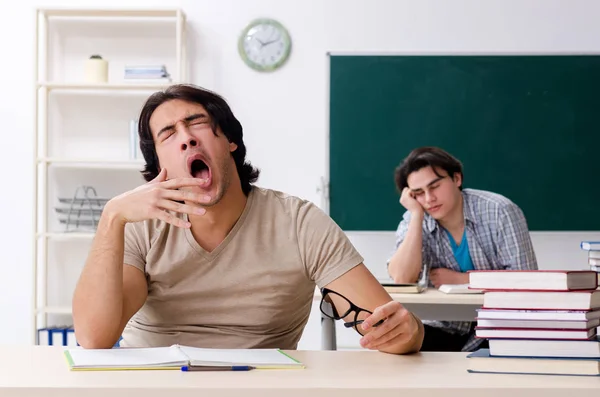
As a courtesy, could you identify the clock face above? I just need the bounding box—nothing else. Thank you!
[238,19,291,72]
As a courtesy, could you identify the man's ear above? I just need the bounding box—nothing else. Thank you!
[453,173,463,189]
[229,142,238,152]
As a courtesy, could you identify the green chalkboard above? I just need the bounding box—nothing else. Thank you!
[328,55,600,231]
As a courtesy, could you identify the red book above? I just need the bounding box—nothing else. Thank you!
[469,270,598,291]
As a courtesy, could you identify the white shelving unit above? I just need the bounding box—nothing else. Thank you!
[33,8,187,344]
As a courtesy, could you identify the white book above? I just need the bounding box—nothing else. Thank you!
[476,308,600,321]
[475,327,596,340]
[121,78,172,84]
[476,318,600,330]
[483,290,600,311]
[469,270,598,291]
[489,338,600,358]
[381,283,424,293]
[581,241,600,251]
[66,329,78,347]
[37,329,49,346]
[438,284,483,294]
[467,349,600,376]
[64,345,304,371]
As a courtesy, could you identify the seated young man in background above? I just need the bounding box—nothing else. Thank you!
[72,84,424,355]
[387,146,537,352]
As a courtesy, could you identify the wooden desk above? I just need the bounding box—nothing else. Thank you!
[319,288,484,350]
[391,288,484,321]
[0,346,597,397]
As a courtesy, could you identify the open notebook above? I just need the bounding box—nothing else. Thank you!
[64,345,304,371]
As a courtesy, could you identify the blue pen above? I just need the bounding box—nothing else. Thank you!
[181,365,256,372]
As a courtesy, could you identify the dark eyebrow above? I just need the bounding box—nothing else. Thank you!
[156,113,208,138]
[410,176,444,193]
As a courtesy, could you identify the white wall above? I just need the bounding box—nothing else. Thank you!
[2,0,600,347]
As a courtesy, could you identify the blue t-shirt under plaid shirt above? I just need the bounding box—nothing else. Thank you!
[444,229,475,272]
[390,188,538,352]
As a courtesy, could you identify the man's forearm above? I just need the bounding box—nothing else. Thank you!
[72,207,126,348]
[388,214,424,283]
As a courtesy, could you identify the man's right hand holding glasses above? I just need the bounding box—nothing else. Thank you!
[320,266,424,354]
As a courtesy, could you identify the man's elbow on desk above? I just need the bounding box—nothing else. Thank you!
[387,260,420,284]
[72,313,124,349]
[390,272,419,284]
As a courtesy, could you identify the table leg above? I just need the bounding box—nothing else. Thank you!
[320,312,337,350]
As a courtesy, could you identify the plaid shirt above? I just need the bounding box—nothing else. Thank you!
[392,188,538,351]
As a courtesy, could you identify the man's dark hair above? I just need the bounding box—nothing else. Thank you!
[138,84,259,195]
[394,147,463,192]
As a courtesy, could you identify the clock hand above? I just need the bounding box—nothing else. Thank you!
[261,33,281,47]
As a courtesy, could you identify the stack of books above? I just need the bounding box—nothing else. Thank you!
[466,270,600,376]
[581,241,600,274]
[124,65,171,83]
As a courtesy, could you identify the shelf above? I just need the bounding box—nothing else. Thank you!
[33,6,186,343]
[39,8,182,19]
[37,232,95,240]
[36,306,72,315]
[38,158,144,170]
[39,82,172,93]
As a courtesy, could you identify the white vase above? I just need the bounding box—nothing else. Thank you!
[84,56,108,83]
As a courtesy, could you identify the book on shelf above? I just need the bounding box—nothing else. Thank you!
[124,65,168,72]
[38,326,77,346]
[468,270,598,291]
[467,348,600,376]
[64,345,304,371]
[123,77,172,82]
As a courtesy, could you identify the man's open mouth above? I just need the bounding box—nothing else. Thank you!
[189,158,211,181]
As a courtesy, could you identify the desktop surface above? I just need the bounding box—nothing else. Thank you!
[0,345,597,397]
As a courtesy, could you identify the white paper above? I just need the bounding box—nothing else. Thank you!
[67,346,186,368]
[178,346,299,366]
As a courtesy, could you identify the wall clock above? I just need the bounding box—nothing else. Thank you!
[238,18,291,72]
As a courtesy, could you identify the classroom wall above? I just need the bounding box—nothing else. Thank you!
[1,0,600,347]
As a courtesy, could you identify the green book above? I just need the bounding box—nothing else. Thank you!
[63,344,304,371]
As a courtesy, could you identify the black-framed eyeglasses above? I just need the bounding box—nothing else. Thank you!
[319,287,384,336]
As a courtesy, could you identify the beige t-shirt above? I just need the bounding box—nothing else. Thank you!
[120,187,363,349]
